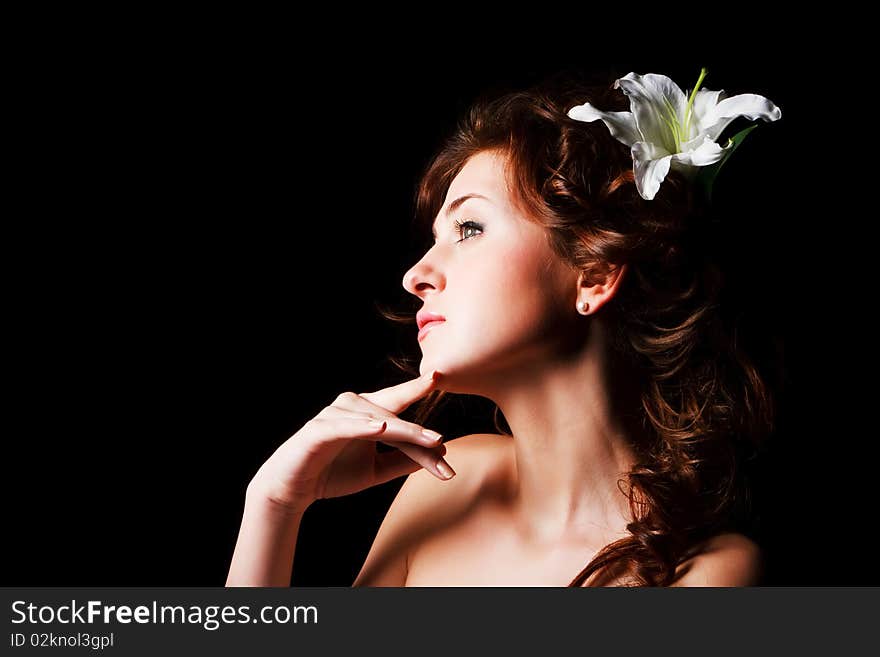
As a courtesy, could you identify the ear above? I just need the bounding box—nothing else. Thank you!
[578,262,628,314]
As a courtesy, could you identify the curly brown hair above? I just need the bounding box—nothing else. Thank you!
[378,69,777,586]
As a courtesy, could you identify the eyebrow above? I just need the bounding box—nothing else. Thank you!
[431,193,491,239]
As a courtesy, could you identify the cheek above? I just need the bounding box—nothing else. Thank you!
[458,246,559,342]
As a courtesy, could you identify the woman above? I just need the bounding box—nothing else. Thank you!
[226,69,781,587]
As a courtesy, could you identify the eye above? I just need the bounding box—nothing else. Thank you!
[453,219,483,243]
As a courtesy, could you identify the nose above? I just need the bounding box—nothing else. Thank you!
[402,252,443,299]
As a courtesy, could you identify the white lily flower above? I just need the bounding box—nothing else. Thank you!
[567,68,782,201]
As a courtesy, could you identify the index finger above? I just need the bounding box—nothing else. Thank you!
[359,370,440,415]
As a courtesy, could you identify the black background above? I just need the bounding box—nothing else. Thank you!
[5,23,862,586]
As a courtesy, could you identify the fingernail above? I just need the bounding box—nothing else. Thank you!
[435,459,455,479]
[422,429,443,442]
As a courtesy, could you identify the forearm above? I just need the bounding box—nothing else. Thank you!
[225,487,309,587]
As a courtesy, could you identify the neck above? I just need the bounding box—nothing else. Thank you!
[490,321,643,547]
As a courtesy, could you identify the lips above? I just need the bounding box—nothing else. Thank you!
[416,310,446,343]
[418,320,445,342]
[416,310,446,331]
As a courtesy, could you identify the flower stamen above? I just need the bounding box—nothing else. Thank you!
[661,95,681,152]
[683,67,708,140]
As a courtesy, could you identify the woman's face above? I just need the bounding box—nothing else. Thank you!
[402,150,581,390]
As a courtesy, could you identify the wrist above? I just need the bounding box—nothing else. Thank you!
[245,481,312,518]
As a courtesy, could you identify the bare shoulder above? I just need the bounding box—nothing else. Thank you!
[352,433,511,587]
[669,532,765,587]
[443,432,514,473]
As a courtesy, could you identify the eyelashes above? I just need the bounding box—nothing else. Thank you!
[429,219,484,247]
[452,219,484,243]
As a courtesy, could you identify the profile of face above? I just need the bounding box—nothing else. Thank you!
[402,150,586,396]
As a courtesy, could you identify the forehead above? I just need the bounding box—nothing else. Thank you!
[446,150,508,199]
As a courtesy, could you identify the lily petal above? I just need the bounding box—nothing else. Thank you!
[701,92,782,142]
[671,134,731,167]
[631,140,673,201]
[614,72,688,154]
[567,102,641,147]
[689,88,726,140]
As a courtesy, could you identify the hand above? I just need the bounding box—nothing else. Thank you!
[247,370,454,514]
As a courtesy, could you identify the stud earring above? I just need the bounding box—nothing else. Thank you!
[577,301,589,313]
